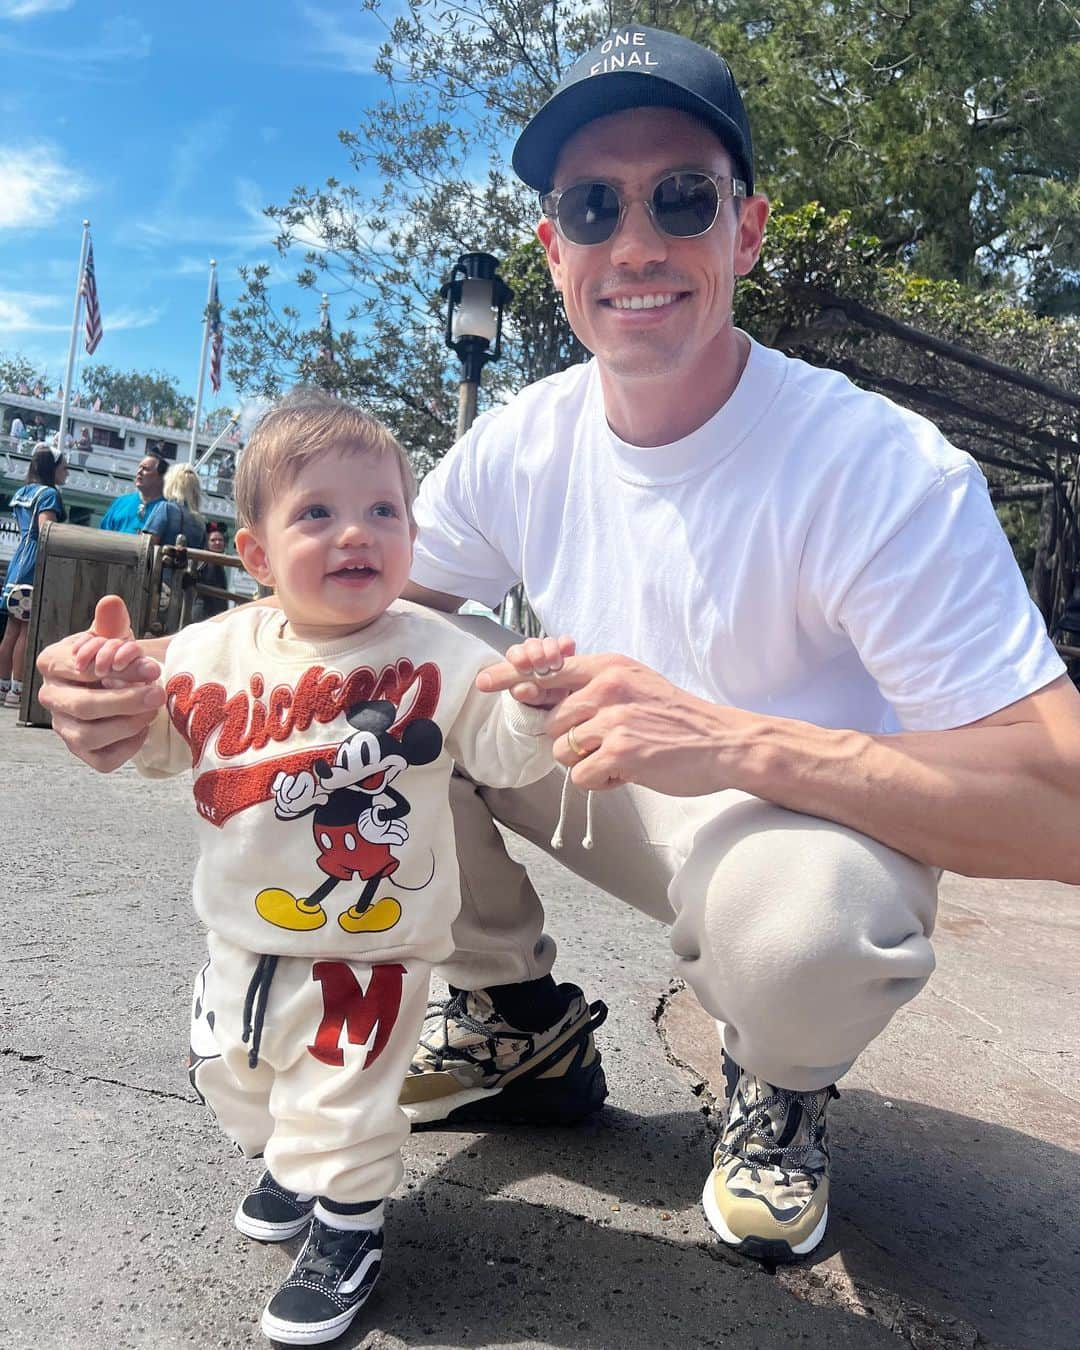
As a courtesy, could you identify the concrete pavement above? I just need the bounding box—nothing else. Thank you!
[1,713,1076,1350]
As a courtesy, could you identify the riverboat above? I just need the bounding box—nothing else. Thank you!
[0,390,251,593]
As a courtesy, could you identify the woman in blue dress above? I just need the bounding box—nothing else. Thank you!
[1,447,67,708]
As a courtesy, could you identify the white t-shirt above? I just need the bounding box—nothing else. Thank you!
[412,338,1064,733]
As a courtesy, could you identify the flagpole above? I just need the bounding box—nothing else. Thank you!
[58,219,91,456]
[188,258,216,463]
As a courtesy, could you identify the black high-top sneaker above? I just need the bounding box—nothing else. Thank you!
[260,1201,383,1345]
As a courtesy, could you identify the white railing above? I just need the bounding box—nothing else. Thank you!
[2,437,237,519]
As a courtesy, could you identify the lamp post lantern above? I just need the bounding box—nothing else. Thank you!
[441,251,512,440]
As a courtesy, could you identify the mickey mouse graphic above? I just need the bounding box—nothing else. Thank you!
[254,700,443,935]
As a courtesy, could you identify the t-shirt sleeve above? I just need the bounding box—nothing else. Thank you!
[35,487,61,519]
[833,465,1066,730]
[141,500,171,539]
[411,429,520,608]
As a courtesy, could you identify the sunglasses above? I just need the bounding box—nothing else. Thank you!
[541,171,746,247]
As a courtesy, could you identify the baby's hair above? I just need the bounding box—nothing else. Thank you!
[234,388,417,529]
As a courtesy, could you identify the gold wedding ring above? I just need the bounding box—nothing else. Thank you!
[566,724,586,759]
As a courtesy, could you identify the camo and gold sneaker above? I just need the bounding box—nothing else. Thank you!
[399,983,608,1126]
[702,1055,838,1263]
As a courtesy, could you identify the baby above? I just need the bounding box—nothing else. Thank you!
[81,389,572,1345]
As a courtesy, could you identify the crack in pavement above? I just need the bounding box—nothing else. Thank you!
[0,1046,196,1103]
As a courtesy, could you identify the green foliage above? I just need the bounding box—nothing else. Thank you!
[79,364,194,424]
[225,0,668,464]
[690,0,1080,305]
[0,350,49,394]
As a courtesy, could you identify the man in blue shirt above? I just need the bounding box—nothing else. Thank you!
[98,454,169,539]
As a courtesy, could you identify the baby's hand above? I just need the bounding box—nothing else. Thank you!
[475,635,577,709]
[71,630,161,690]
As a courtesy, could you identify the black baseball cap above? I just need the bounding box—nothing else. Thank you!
[512,27,754,194]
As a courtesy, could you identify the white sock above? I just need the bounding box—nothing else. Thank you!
[0,680,9,693]
[313,1198,385,1232]
[9,680,21,693]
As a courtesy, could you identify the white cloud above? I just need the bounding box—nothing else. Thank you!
[0,289,64,333]
[0,288,161,335]
[296,4,380,75]
[0,143,90,228]
[0,15,150,76]
[0,0,74,17]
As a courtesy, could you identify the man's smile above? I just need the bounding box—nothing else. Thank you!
[602,291,684,311]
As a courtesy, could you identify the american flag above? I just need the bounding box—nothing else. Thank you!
[81,240,104,355]
[208,275,224,394]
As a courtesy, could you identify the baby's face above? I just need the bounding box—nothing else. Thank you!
[245,446,414,641]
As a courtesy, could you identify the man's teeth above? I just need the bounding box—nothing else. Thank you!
[609,293,677,310]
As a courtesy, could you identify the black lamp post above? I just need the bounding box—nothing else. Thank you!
[441,252,512,439]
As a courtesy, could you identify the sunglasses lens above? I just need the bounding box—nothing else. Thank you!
[652,173,720,237]
[558,181,622,244]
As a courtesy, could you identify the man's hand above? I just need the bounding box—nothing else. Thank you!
[475,635,577,710]
[479,650,755,795]
[37,595,166,773]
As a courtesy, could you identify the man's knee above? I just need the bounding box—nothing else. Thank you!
[669,797,938,1081]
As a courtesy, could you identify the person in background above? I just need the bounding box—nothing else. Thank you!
[156,462,208,549]
[30,416,46,443]
[98,454,168,536]
[0,447,67,708]
[75,428,93,467]
[191,521,231,622]
[8,413,27,443]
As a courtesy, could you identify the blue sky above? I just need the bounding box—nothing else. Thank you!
[0,0,402,415]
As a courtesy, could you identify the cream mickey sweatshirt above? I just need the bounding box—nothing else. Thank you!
[136,600,552,963]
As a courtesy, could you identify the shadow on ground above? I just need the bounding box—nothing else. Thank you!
[257,1092,1077,1350]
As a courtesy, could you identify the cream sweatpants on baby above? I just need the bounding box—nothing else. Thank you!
[190,931,430,1203]
[438,614,939,1094]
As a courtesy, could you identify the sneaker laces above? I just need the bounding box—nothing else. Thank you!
[295,1220,373,1286]
[415,990,533,1069]
[723,1081,839,1178]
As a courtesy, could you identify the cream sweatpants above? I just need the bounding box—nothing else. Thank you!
[190,932,431,1202]
[438,615,939,1093]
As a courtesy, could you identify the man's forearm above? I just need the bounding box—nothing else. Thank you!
[740,713,1080,884]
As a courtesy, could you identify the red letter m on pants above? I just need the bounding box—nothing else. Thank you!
[308,961,406,1068]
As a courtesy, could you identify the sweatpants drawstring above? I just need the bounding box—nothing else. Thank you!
[242,953,279,1069]
[550,772,595,852]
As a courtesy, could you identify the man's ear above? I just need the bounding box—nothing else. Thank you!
[536,217,563,291]
[234,526,274,586]
[733,195,770,278]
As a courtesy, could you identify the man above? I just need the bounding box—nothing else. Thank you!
[8,413,27,442]
[98,454,169,541]
[36,27,1080,1266]
[75,428,93,466]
